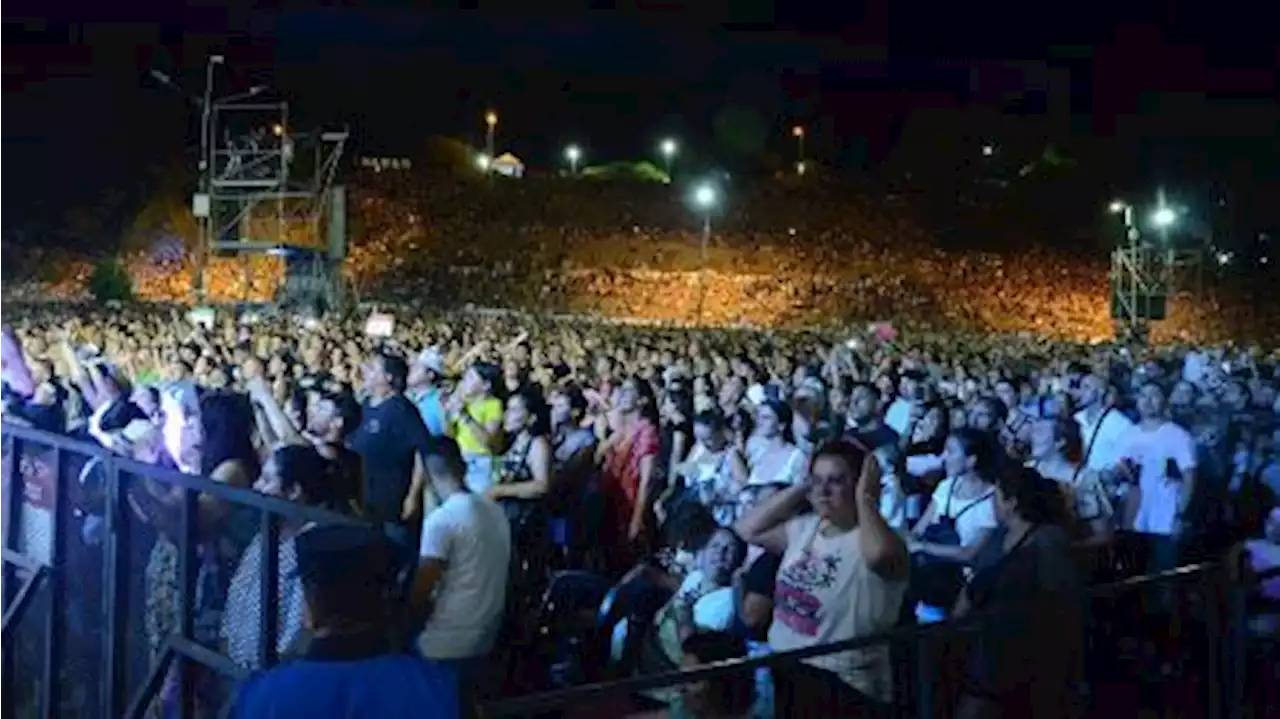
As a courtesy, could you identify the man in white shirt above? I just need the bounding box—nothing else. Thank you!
[1120,383,1197,547]
[884,370,926,436]
[1073,373,1136,477]
[411,436,512,682]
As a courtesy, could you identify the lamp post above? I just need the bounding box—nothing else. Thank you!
[484,110,498,172]
[791,125,805,170]
[194,55,224,303]
[660,138,677,178]
[564,144,582,175]
[691,183,717,324]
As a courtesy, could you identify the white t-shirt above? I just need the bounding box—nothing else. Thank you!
[416,492,512,659]
[884,398,916,437]
[927,477,998,547]
[769,514,907,703]
[1074,407,1136,473]
[1120,421,1197,536]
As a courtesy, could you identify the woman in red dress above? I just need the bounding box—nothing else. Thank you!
[595,376,661,572]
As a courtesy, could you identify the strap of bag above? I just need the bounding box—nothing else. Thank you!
[1073,406,1112,483]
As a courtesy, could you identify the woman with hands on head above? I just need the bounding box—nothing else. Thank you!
[734,440,909,716]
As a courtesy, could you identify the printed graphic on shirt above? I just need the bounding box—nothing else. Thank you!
[774,549,843,637]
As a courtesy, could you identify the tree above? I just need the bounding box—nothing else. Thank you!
[421,136,477,175]
[88,258,134,302]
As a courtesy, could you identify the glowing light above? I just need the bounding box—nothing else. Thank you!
[565,145,581,162]
[475,154,491,171]
[1108,200,1127,214]
[791,125,804,138]
[1152,207,1177,228]
[660,138,677,157]
[796,161,807,175]
[982,144,994,156]
[485,111,498,127]
[272,123,284,137]
[692,184,716,210]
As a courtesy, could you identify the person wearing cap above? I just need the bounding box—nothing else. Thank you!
[408,347,450,437]
[231,524,462,719]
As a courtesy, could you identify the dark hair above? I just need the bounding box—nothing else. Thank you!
[423,435,467,484]
[1050,416,1085,465]
[707,526,750,569]
[811,438,869,478]
[662,501,718,552]
[665,388,695,427]
[759,399,794,442]
[680,631,755,716]
[553,383,588,418]
[378,351,409,393]
[322,390,362,440]
[693,409,727,432]
[510,385,551,439]
[947,428,998,481]
[199,390,260,479]
[273,444,337,508]
[627,374,660,426]
[998,466,1069,526]
[471,362,503,400]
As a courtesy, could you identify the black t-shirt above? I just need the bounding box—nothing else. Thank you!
[349,394,431,524]
[845,423,900,452]
[732,551,782,641]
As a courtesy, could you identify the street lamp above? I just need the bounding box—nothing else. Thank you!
[660,138,677,177]
[1152,207,1177,228]
[475,154,492,172]
[484,110,498,171]
[564,144,582,174]
[791,125,805,169]
[690,183,718,323]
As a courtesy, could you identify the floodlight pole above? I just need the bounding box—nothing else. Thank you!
[194,56,222,303]
[697,211,711,324]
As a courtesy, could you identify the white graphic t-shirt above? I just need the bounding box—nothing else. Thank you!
[768,514,907,703]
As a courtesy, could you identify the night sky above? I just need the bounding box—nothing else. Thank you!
[4,1,1279,239]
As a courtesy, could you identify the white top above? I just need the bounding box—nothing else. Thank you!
[1074,407,1136,473]
[884,398,916,436]
[654,570,737,663]
[769,514,907,703]
[1120,421,1197,536]
[928,477,998,547]
[416,493,512,659]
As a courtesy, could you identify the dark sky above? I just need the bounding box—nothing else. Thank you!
[4,1,1279,227]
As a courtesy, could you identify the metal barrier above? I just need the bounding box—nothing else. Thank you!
[480,552,1265,718]
[1,422,368,719]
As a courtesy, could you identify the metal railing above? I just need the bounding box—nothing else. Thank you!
[1,422,368,719]
[478,551,1268,718]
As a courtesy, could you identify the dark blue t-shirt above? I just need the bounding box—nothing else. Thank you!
[349,394,431,524]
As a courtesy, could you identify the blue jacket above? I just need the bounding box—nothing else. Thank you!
[232,632,461,719]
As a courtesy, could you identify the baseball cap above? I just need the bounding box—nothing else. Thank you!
[417,348,446,375]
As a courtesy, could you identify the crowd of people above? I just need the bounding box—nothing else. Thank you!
[5,173,1267,343]
[2,299,1279,718]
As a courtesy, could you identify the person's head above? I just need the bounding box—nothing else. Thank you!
[198,390,257,480]
[549,384,588,430]
[1169,380,1198,410]
[692,410,729,450]
[1223,379,1252,412]
[295,525,395,634]
[1029,417,1084,463]
[696,527,748,586]
[754,399,793,442]
[943,428,997,481]
[661,388,694,426]
[256,444,332,507]
[422,436,467,497]
[1076,373,1110,410]
[307,390,360,441]
[662,501,719,554]
[847,382,881,425]
[463,362,501,400]
[994,378,1022,413]
[913,402,950,445]
[616,374,657,423]
[362,350,408,397]
[504,386,550,437]
[679,631,754,718]
[407,349,445,389]
[1135,381,1168,421]
[807,439,868,529]
[995,466,1070,527]
[967,396,1005,432]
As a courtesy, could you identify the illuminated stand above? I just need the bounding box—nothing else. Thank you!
[191,56,349,311]
[1108,198,1203,344]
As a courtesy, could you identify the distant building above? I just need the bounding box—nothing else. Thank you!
[358,156,413,172]
[491,152,525,179]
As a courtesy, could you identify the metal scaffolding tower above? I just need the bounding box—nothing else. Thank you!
[190,56,348,309]
[1108,199,1203,343]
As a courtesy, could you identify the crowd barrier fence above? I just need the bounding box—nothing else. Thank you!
[1,421,1273,719]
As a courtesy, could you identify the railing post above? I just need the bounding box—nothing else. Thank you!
[42,444,66,719]
[1,435,19,712]
[102,459,130,719]
[178,487,199,719]
[1202,562,1222,719]
[258,509,279,669]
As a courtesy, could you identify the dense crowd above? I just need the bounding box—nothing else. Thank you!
[2,300,1279,718]
[5,174,1263,343]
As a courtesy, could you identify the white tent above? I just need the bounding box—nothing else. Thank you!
[491,152,525,178]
